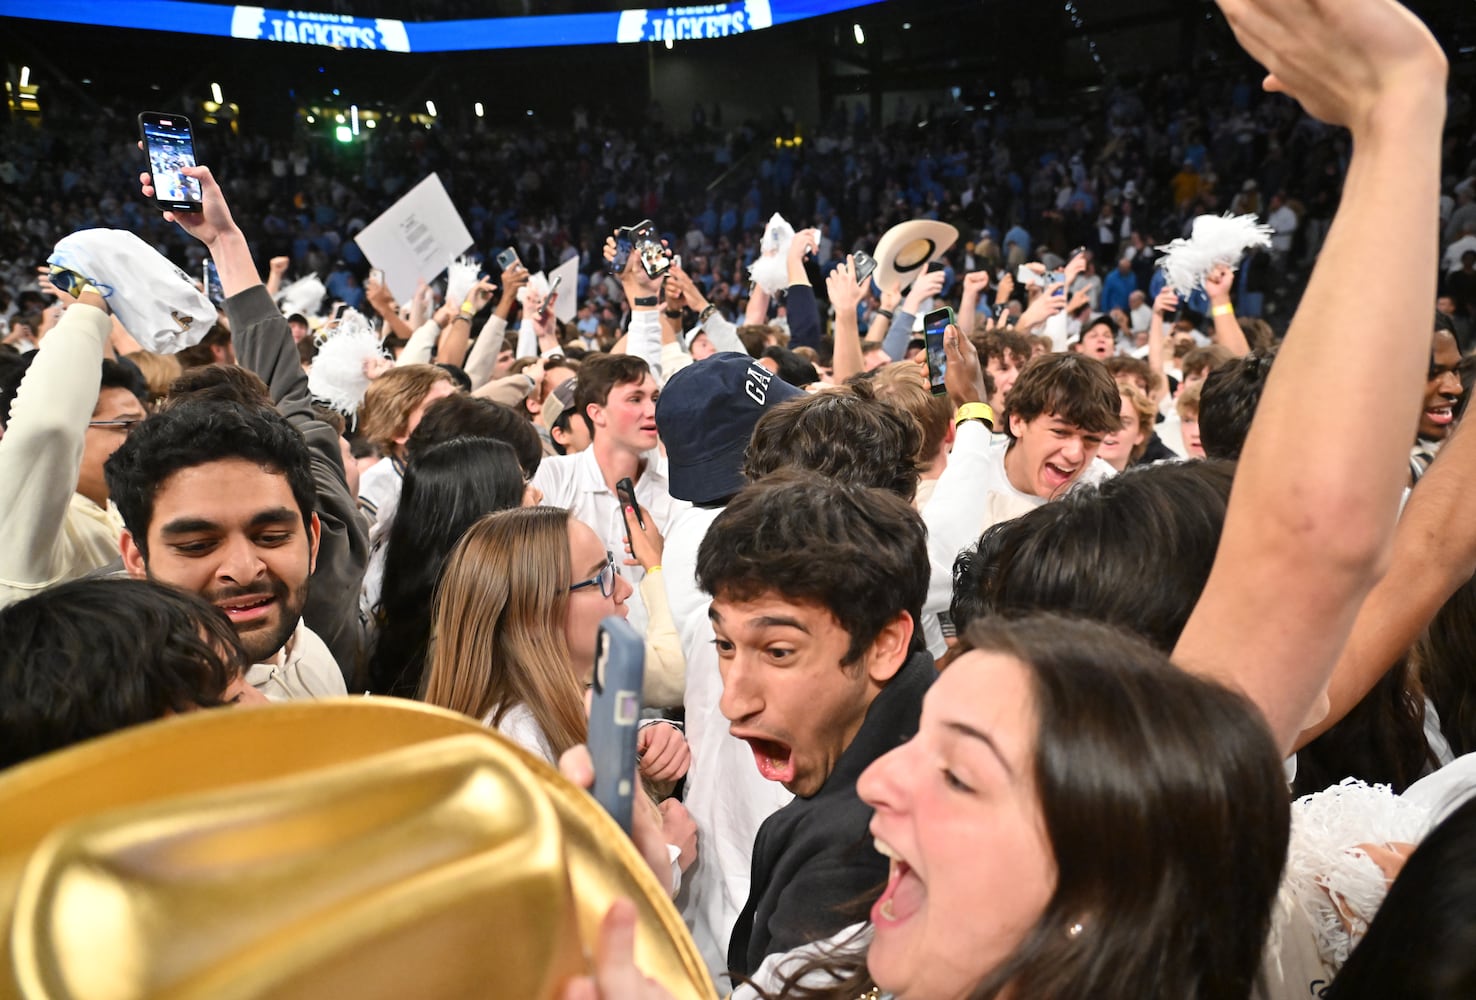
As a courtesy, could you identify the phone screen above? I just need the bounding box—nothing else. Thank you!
[924,307,954,396]
[203,260,224,304]
[633,223,670,278]
[140,114,201,209]
[610,229,636,274]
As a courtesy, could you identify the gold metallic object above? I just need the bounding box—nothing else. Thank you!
[0,699,715,1000]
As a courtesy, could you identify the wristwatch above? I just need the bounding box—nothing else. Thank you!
[633,295,659,308]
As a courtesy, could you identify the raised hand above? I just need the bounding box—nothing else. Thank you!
[1216,0,1445,134]
[902,268,947,316]
[1203,263,1234,304]
[138,160,239,248]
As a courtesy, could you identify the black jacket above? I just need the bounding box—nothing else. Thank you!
[727,649,934,977]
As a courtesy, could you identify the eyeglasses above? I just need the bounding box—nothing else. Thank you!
[569,552,616,598]
[87,417,144,434]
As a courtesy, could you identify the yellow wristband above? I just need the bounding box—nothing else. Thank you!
[646,565,662,574]
[955,402,995,429]
[1211,303,1234,317]
[460,302,476,317]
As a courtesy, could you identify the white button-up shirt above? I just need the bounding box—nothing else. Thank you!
[532,445,687,635]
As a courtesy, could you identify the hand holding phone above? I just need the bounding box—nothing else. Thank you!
[538,274,563,320]
[923,306,955,397]
[589,616,646,834]
[138,112,202,213]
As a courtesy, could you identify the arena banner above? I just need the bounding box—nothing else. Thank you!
[0,0,882,53]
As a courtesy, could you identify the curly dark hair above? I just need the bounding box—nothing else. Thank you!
[742,381,921,502]
[0,577,249,769]
[104,399,318,560]
[697,469,927,665]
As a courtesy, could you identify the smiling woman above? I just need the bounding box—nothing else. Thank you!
[734,614,1288,1000]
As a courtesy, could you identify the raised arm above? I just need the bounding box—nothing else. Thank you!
[1146,286,1177,390]
[143,163,370,677]
[783,228,823,351]
[1173,0,1447,754]
[1300,409,1476,746]
[826,256,866,385]
[1203,264,1251,357]
[957,270,991,336]
[0,295,110,605]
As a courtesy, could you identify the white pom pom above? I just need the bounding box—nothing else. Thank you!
[516,271,551,306]
[444,255,481,314]
[1156,213,1274,296]
[308,309,388,416]
[747,213,796,296]
[277,273,327,318]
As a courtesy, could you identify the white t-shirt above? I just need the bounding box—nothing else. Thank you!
[923,424,1115,618]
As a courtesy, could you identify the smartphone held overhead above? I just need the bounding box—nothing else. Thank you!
[923,306,954,397]
[139,112,202,213]
[610,220,670,279]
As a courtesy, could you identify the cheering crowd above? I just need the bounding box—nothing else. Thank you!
[4,0,1476,997]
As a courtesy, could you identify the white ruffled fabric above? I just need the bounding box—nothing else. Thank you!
[515,270,551,306]
[277,273,326,319]
[1155,213,1273,296]
[48,229,215,353]
[444,255,481,313]
[307,308,388,416]
[747,212,795,296]
[1284,778,1428,968]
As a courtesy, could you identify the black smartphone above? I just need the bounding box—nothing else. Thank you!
[589,616,646,834]
[202,260,224,305]
[138,112,202,213]
[632,221,671,279]
[852,250,878,286]
[926,260,947,274]
[616,477,645,531]
[496,246,519,271]
[537,274,562,320]
[923,306,955,397]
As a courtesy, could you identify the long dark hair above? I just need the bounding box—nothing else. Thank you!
[1291,657,1434,796]
[1414,571,1476,759]
[1327,796,1476,999]
[762,614,1289,1000]
[365,437,525,697]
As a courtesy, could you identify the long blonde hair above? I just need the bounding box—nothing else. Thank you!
[421,506,588,758]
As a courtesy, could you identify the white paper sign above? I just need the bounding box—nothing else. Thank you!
[352,173,472,302]
[550,255,580,323]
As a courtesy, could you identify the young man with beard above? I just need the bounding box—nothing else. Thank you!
[696,470,933,979]
[105,399,347,701]
[1411,324,1463,481]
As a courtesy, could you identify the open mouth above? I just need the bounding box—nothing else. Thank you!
[1425,404,1455,427]
[1042,461,1077,489]
[215,593,276,625]
[872,836,925,926]
[739,734,795,784]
